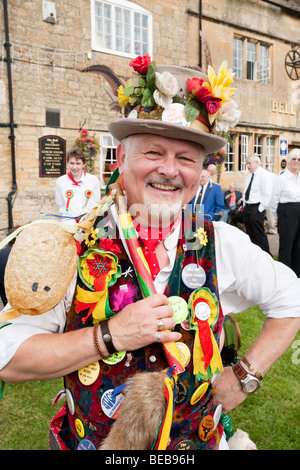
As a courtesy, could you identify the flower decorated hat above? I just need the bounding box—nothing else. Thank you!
[109,54,241,155]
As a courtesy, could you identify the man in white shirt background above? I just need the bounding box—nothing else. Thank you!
[55,146,100,224]
[242,154,272,254]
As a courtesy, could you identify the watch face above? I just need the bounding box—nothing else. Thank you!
[242,377,259,393]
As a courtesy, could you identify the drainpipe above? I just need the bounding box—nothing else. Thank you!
[198,0,202,68]
[3,0,17,233]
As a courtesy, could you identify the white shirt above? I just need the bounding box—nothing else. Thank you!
[55,172,101,224]
[243,166,273,212]
[1,216,299,371]
[270,169,300,220]
[194,182,208,209]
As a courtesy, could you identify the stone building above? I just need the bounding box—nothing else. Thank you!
[0,0,299,239]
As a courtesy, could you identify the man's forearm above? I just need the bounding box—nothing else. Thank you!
[243,317,300,376]
[0,326,105,383]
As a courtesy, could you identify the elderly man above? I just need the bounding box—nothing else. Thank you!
[242,154,272,253]
[0,57,299,451]
[192,169,224,221]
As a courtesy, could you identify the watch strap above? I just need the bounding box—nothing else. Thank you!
[100,320,116,356]
[232,361,247,381]
[241,356,263,381]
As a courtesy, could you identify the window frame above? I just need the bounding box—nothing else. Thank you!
[91,0,153,58]
[99,133,119,191]
[233,35,271,84]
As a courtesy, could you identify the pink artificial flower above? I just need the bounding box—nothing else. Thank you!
[81,129,88,136]
[205,97,221,114]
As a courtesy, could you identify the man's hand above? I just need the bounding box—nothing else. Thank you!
[108,294,182,352]
[214,366,247,413]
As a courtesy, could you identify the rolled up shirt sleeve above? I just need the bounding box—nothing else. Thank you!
[214,221,300,319]
[0,276,76,371]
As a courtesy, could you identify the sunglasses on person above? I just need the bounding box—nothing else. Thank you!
[291,158,300,161]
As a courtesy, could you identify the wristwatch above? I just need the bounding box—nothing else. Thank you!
[232,361,260,393]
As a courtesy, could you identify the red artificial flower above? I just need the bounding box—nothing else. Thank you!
[100,238,122,255]
[129,53,151,75]
[205,97,221,115]
[187,78,212,103]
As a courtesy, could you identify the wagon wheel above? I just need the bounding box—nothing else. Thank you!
[285,49,300,80]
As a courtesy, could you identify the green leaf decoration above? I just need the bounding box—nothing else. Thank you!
[146,63,156,92]
[123,86,135,97]
[141,88,155,107]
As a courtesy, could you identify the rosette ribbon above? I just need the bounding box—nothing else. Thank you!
[65,190,74,212]
[188,287,223,381]
[84,189,93,207]
[75,248,121,324]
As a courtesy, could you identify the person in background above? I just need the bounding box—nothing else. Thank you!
[207,163,217,179]
[192,169,224,221]
[270,148,300,276]
[242,154,272,254]
[221,183,242,222]
[55,146,100,224]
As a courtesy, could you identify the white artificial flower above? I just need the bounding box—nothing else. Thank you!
[213,100,241,134]
[153,71,179,109]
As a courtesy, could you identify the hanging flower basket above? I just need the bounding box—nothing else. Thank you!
[203,147,226,183]
[75,129,100,174]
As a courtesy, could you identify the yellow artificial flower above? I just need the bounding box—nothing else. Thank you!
[84,228,98,247]
[194,227,208,246]
[204,61,236,105]
[117,85,130,107]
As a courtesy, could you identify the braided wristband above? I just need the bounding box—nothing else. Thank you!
[93,323,105,360]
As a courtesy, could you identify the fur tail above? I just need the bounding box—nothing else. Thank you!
[99,372,167,450]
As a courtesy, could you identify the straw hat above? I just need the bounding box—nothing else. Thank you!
[109,56,240,155]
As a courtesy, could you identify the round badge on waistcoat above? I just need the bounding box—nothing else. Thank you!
[101,389,124,419]
[169,296,188,324]
[175,381,188,405]
[198,415,215,441]
[75,418,85,438]
[195,301,211,321]
[102,351,126,365]
[77,439,96,450]
[78,361,100,386]
[181,264,206,289]
[176,342,191,368]
[190,382,209,405]
[174,440,196,450]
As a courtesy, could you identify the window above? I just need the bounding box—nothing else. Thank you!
[247,42,256,80]
[233,36,271,83]
[239,134,249,171]
[257,45,270,83]
[266,137,275,172]
[254,135,263,160]
[225,136,235,172]
[100,133,119,190]
[233,38,243,79]
[92,0,152,57]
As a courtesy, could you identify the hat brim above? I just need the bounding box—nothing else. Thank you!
[108,118,226,155]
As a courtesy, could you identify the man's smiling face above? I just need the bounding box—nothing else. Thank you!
[116,134,203,224]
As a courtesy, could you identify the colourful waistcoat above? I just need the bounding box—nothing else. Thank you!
[51,210,224,450]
